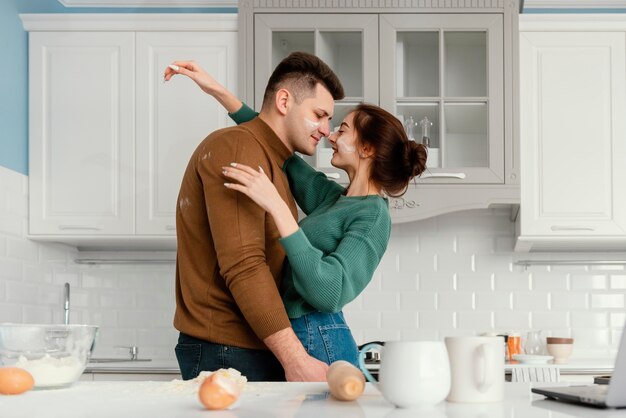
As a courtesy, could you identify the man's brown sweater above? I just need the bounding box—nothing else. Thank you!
[173,117,296,350]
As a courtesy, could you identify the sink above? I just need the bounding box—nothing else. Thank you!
[89,358,152,363]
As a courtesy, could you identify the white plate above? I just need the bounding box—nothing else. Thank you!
[512,354,554,364]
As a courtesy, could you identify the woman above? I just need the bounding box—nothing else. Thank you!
[165,61,427,367]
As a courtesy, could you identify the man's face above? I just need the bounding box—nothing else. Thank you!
[284,84,334,156]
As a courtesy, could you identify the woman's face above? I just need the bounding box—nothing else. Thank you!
[328,112,360,172]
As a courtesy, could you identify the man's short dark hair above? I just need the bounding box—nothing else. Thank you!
[262,52,345,109]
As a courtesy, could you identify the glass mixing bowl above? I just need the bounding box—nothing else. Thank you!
[0,324,98,389]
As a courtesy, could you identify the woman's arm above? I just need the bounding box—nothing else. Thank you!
[281,207,391,313]
[222,163,299,238]
[164,61,243,114]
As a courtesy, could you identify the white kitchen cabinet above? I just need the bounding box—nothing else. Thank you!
[238,1,520,222]
[28,31,136,236]
[22,14,237,248]
[516,15,626,251]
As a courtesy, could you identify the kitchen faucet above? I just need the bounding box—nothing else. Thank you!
[64,282,70,325]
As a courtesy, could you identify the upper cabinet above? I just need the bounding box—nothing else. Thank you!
[238,0,521,223]
[23,14,238,249]
[516,15,626,251]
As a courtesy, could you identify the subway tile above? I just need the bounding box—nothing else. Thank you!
[612,330,624,347]
[437,292,473,310]
[531,311,569,329]
[551,293,588,310]
[22,306,52,324]
[6,237,39,262]
[0,280,5,302]
[0,259,22,280]
[456,236,494,255]
[0,213,24,236]
[418,311,454,329]
[40,243,72,263]
[343,311,380,329]
[474,254,514,274]
[590,294,625,309]
[456,273,493,292]
[362,329,401,343]
[420,273,454,292]
[610,313,626,328]
[513,292,549,310]
[381,270,418,292]
[100,291,135,309]
[571,274,607,290]
[0,237,6,257]
[116,310,170,328]
[417,235,455,255]
[136,291,176,309]
[86,310,118,328]
[590,265,625,272]
[0,304,22,323]
[52,270,80,287]
[572,329,610,348]
[400,291,436,311]
[610,275,626,289]
[6,281,40,304]
[23,264,52,284]
[530,273,569,291]
[494,236,515,252]
[400,329,439,341]
[38,284,62,306]
[94,327,136,347]
[475,291,512,310]
[456,311,493,331]
[81,273,103,288]
[435,253,473,273]
[571,312,608,328]
[136,328,179,347]
[382,311,417,329]
[494,272,531,291]
[493,311,530,330]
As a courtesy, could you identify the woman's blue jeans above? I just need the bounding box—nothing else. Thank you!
[290,311,359,367]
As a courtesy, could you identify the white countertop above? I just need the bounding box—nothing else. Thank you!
[2,381,625,418]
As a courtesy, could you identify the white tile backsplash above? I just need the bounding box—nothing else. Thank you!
[1,166,625,362]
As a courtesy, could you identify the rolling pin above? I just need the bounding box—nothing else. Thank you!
[326,360,366,401]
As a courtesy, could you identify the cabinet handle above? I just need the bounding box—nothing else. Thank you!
[165,225,176,231]
[325,173,341,179]
[550,226,596,231]
[58,225,104,231]
[421,173,467,179]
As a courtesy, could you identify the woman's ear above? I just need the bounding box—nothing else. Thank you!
[360,144,375,159]
[275,88,291,116]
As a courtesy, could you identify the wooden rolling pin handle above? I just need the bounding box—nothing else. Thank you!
[326,360,366,401]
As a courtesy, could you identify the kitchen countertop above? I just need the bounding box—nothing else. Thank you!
[2,381,625,418]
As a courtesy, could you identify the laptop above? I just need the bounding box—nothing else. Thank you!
[531,326,626,408]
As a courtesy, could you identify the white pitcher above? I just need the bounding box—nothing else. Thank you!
[444,336,504,403]
[358,341,451,408]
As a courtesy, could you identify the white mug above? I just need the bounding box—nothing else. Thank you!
[358,341,451,408]
[444,336,504,403]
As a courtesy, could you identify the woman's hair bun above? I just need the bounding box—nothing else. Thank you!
[406,141,428,179]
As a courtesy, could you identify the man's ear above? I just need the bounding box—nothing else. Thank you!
[275,88,291,116]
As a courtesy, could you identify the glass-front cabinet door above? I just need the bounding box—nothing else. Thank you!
[380,14,504,184]
[254,14,378,183]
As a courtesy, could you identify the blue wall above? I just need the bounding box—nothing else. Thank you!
[0,0,235,175]
[1,2,625,175]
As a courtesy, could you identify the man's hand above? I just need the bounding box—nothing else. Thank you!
[264,327,329,382]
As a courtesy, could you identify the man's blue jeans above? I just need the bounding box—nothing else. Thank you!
[175,333,285,381]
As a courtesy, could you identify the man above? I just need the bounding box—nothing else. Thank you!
[173,52,345,382]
